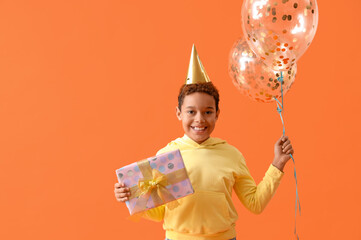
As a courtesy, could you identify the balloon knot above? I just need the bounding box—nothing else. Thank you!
[277,107,282,114]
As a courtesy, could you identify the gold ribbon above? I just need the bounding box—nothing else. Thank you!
[128,158,189,215]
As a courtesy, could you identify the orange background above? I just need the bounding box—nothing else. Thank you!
[0,0,360,239]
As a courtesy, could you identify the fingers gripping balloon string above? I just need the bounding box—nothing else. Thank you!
[274,72,301,240]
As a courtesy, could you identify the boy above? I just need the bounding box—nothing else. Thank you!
[114,45,294,240]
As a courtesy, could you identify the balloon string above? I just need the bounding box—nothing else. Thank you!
[274,72,301,240]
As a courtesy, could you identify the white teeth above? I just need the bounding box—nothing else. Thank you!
[193,127,205,131]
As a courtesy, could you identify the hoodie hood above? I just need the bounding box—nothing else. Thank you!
[171,134,226,150]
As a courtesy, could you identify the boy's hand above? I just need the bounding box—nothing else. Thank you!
[114,182,131,202]
[272,136,294,172]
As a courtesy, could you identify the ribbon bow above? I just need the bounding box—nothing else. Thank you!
[129,160,186,214]
[137,169,170,201]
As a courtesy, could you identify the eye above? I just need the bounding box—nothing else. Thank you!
[187,110,194,114]
[205,111,213,115]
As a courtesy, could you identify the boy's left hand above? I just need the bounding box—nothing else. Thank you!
[272,136,294,172]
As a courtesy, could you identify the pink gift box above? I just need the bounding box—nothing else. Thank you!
[116,149,194,215]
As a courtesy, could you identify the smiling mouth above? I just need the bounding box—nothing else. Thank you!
[191,126,207,131]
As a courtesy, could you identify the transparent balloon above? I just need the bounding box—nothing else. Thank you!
[241,0,318,71]
[229,37,296,103]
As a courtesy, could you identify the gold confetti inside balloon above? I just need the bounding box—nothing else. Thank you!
[229,37,296,103]
[241,0,318,71]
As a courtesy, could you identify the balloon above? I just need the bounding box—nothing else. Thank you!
[229,37,296,103]
[241,0,318,71]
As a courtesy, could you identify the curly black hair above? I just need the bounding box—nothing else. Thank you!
[178,82,220,111]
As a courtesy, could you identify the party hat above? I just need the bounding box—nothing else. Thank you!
[185,44,211,84]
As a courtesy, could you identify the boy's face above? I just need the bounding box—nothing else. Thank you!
[176,92,220,144]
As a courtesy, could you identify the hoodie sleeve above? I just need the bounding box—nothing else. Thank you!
[141,205,166,222]
[233,152,284,214]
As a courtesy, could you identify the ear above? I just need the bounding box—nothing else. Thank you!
[215,109,220,120]
[176,106,182,120]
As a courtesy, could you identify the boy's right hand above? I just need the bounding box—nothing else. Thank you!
[114,182,131,202]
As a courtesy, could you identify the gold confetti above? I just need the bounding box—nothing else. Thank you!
[272,7,276,16]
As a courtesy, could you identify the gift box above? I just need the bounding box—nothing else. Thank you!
[116,149,194,215]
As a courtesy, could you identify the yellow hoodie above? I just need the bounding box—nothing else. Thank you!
[143,135,284,240]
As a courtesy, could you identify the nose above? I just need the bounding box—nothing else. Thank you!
[194,112,205,123]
